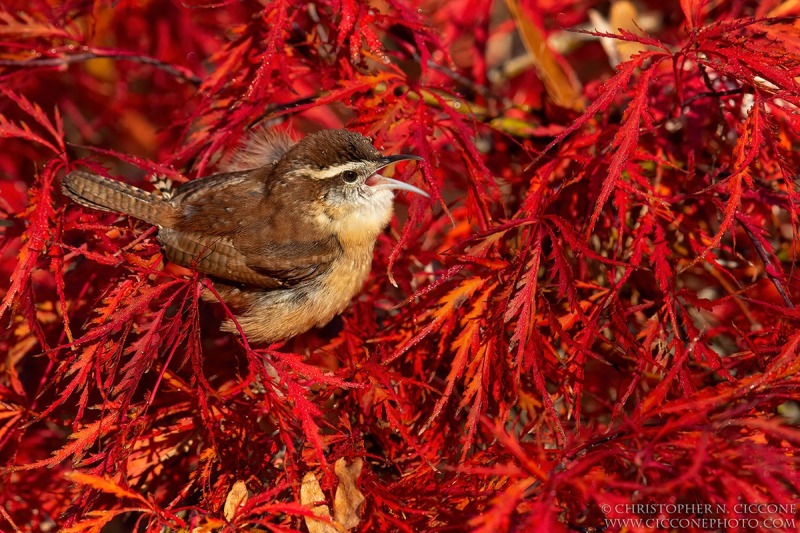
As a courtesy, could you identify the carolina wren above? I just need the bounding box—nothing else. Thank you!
[62,129,427,343]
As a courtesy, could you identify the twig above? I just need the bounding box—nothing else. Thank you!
[0,50,201,85]
[736,212,794,308]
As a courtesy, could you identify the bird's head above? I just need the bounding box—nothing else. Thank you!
[272,129,427,244]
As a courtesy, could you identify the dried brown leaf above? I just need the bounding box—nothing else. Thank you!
[300,472,337,533]
[333,458,365,531]
[223,480,249,522]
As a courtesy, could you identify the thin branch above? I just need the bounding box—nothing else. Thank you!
[0,50,201,85]
[737,212,795,308]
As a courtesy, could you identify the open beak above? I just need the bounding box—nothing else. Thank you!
[370,154,428,198]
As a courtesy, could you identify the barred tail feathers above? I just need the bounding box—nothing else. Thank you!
[62,171,169,226]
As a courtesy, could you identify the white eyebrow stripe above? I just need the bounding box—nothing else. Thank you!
[312,162,363,180]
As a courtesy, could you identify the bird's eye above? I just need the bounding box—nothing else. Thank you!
[342,170,358,183]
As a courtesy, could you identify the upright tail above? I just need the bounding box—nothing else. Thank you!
[62,170,171,226]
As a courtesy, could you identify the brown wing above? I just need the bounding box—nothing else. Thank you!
[170,171,259,237]
[158,228,287,288]
[240,236,341,283]
[170,170,252,203]
[161,169,341,287]
[159,228,340,287]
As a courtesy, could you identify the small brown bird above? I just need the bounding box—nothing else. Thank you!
[62,129,427,343]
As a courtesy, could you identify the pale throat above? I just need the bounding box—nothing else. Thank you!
[331,190,394,249]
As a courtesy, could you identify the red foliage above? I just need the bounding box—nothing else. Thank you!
[2,0,800,531]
